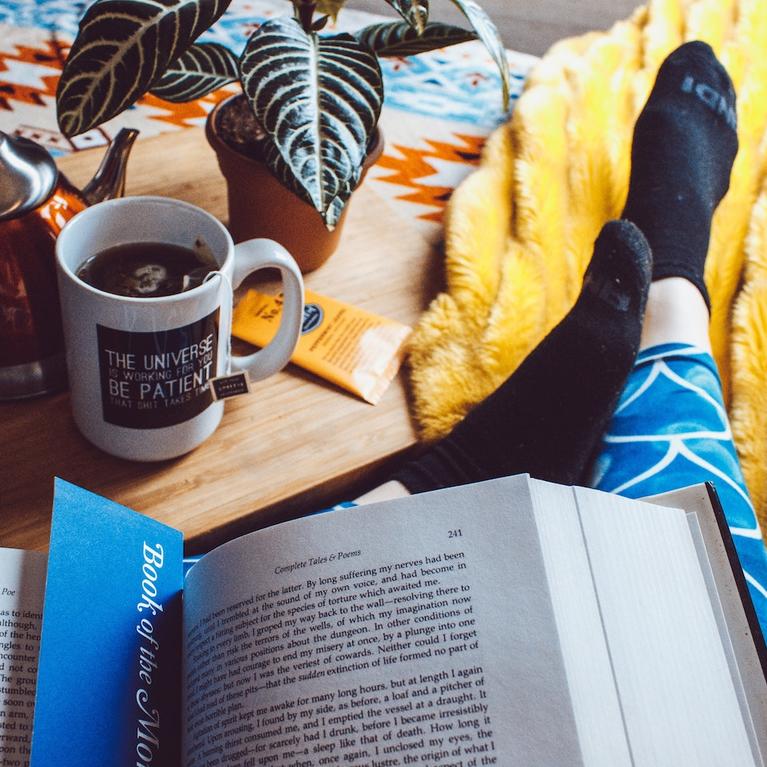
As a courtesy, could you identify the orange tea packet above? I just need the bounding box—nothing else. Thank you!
[232,288,412,404]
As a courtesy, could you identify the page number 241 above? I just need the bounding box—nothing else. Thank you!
[448,529,462,539]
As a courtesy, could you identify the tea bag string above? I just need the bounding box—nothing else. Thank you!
[204,270,233,375]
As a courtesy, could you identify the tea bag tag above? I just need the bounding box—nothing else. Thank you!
[209,371,251,400]
[205,269,252,400]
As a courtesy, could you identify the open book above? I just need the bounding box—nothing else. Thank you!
[1,476,766,766]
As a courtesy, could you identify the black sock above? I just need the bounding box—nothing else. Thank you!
[392,220,652,493]
[622,41,738,309]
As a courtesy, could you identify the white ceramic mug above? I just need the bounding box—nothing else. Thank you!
[55,196,304,461]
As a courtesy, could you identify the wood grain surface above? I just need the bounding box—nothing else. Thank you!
[2,128,439,553]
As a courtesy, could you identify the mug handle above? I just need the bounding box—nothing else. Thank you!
[229,238,304,382]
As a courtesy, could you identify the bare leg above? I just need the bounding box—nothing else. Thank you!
[355,479,409,505]
[640,277,711,352]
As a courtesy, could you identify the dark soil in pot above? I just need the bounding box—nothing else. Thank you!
[215,94,267,158]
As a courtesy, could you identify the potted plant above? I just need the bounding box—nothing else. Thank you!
[56,0,510,271]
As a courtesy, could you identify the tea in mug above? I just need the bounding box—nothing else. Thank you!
[76,241,217,298]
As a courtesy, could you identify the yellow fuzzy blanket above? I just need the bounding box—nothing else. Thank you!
[407,0,767,530]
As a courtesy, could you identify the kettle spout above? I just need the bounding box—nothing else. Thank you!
[80,128,139,205]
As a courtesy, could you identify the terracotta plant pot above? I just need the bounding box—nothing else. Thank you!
[206,95,384,273]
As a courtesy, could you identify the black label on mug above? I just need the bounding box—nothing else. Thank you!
[97,312,218,429]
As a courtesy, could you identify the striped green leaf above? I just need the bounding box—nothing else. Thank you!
[149,42,238,102]
[382,0,429,34]
[240,18,383,229]
[262,137,347,229]
[356,21,476,57]
[447,0,510,108]
[57,0,231,136]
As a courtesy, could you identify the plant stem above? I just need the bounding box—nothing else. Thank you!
[294,0,316,32]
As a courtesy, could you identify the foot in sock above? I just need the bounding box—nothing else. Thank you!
[392,220,652,493]
[622,40,738,309]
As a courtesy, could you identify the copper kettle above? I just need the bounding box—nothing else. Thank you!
[0,128,138,400]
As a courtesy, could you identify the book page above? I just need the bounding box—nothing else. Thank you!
[0,548,46,767]
[182,476,583,767]
[573,487,757,767]
[647,484,767,761]
[528,481,632,767]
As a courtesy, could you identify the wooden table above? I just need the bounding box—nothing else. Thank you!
[2,128,440,553]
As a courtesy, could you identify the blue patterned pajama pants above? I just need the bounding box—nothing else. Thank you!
[590,342,767,631]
